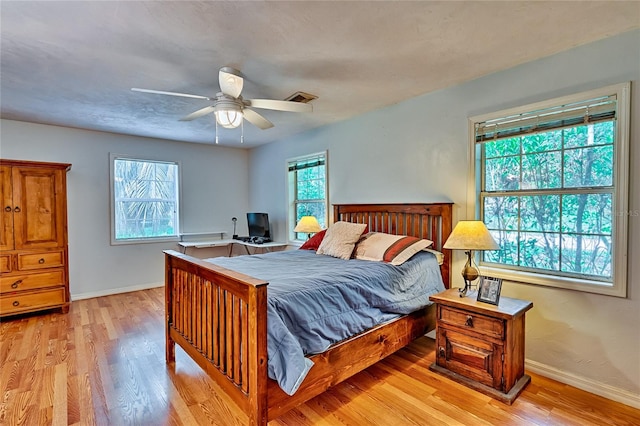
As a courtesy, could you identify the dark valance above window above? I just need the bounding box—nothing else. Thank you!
[288,155,325,171]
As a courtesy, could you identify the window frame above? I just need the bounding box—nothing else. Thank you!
[286,151,328,244]
[109,153,182,245]
[468,82,630,297]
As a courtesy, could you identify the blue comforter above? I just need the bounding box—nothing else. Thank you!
[205,249,445,395]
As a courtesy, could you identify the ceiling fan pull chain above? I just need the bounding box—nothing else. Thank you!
[241,119,244,144]
[215,119,219,144]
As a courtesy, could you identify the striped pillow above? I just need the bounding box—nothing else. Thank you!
[354,232,433,265]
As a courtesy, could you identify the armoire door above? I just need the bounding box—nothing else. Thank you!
[0,165,14,252]
[11,166,67,250]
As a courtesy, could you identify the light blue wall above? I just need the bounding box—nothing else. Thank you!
[0,120,250,297]
[248,30,640,400]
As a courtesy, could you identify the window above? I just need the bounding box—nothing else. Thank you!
[287,152,328,242]
[471,83,630,297]
[110,155,180,244]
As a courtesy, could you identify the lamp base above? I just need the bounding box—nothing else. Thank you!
[459,250,478,298]
[459,281,472,298]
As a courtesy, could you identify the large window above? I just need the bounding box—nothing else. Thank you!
[287,152,328,242]
[471,83,629,297]
[110,155,180,244]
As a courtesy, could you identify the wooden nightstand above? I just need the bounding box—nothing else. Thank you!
[429,288,533,404]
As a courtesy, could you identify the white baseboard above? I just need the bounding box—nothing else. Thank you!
[525,359,640,409]
[71,282,164,301]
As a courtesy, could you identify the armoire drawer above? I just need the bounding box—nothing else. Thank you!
[17,250,64,271]
[0,270,65,294]
[0,254,11,273]
[0,287,66,315]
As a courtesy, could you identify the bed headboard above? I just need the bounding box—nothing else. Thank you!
[333,203,453,288]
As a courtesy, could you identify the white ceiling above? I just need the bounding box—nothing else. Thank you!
[1,1,638,148]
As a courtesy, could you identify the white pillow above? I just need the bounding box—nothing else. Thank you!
[354,232,433,265]
[316,221,368,260]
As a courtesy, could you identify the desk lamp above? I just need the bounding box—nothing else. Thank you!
[443,220,499,297]
[294,216,322,240]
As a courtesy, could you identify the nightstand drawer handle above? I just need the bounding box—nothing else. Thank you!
[38,258,45,264]
[12,301,19,307]
[4,206,11,212]
[11,280,23,289]
[465,315,474,327]
[438,346,445,358]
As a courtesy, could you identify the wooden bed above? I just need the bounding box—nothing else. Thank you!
[164,203,453,425]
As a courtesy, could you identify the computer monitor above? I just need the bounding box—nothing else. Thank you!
[247,213,270,239]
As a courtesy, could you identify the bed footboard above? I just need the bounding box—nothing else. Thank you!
[164,250,269,425]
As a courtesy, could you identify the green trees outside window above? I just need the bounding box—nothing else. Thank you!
[481,121,614,280]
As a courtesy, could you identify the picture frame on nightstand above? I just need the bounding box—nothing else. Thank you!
[477,276,502,305]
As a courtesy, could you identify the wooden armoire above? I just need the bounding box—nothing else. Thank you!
[0,159,71,317]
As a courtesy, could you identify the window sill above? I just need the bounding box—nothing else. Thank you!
[480,265,627,298]
[111,236,180,246]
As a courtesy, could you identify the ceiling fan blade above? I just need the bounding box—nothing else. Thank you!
[243,108,274,130]
[219,67,244,98]
[131,88,211,100]
[245,99,312,113]
[179,106,216,121]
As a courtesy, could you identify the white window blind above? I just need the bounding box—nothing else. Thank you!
[475,95,617,143]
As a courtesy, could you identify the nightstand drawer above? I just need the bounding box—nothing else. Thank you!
[439,306,504,340]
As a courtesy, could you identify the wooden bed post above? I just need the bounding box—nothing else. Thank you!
[165,252,176,363]
[248,283,269,426]
[440,203,453,289]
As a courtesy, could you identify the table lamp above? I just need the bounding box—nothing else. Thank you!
[443,220,499,297]
[294,216,322,240]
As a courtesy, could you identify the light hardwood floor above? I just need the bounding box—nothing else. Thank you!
[1,287,638,425]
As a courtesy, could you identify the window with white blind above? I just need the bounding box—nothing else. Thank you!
[110,154,180,244]
[470,83,630,297]
[287,152,328,242]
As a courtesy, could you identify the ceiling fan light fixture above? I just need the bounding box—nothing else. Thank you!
[215,108,243,129]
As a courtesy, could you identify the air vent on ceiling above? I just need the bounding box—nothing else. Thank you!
[285,91,318,103]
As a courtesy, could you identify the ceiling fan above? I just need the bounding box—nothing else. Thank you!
[131,66,312,142]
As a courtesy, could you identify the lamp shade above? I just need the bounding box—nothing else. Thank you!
[294,216,322,233]
[443,221,499,250]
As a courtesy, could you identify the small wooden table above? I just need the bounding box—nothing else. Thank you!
[429,288,533,404]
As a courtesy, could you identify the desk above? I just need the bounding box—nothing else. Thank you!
[177,239,288,256]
